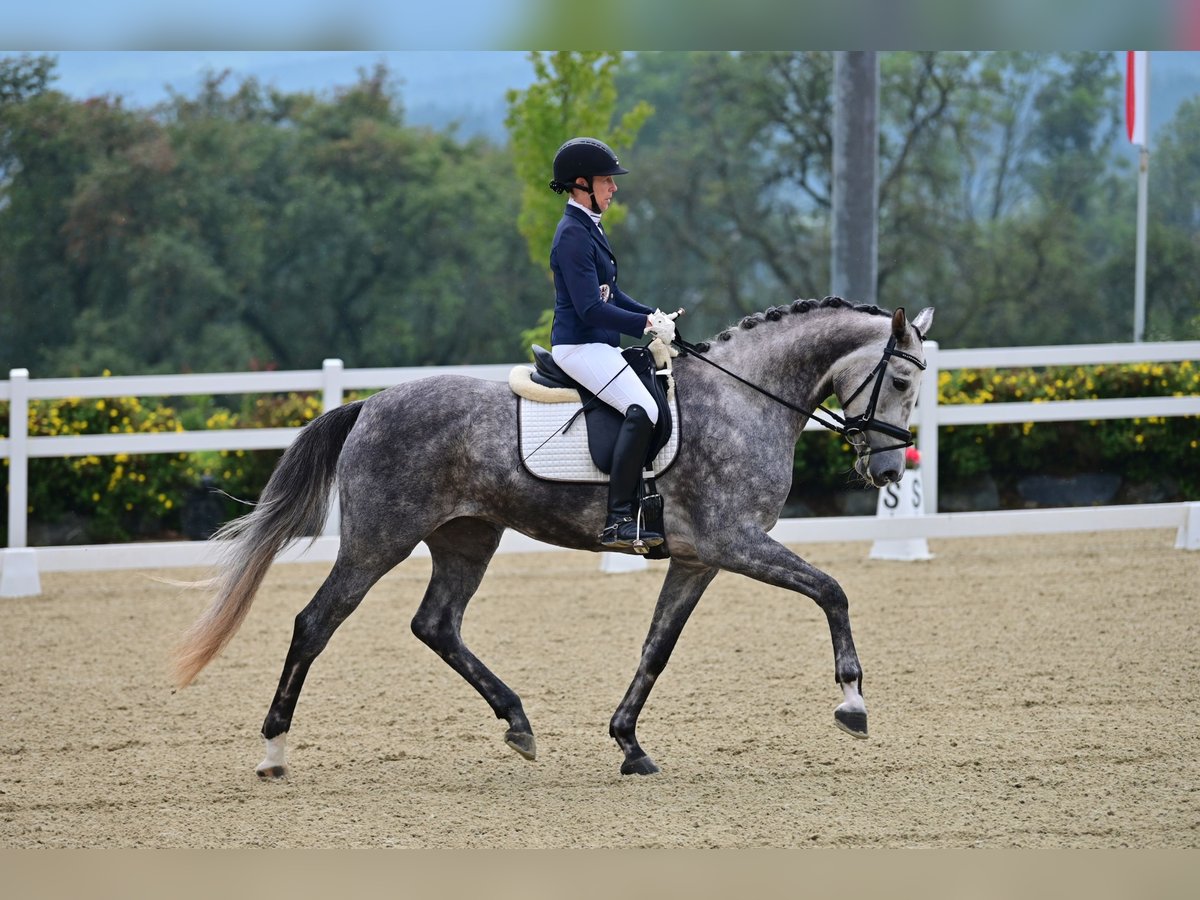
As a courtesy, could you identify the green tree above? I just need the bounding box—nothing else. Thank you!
[0,53,54,105]
[1143,94,1200,339]
[0,60,156,374]
[616,52,834,338]
[505,52,653,353]
[505,51,653,273]
[0,59,549,375]
[617,51,1134,348]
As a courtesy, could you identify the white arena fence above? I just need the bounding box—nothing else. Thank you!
[2,341,1199,596]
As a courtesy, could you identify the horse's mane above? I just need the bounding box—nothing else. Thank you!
[692,295,891,353]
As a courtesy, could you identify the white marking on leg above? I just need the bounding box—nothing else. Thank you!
[256,733,287,774]
[837,679,866,714]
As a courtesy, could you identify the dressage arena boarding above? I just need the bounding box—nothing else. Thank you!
[0,527,1195,849]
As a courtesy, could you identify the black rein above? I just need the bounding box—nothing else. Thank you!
[670,331,926,453]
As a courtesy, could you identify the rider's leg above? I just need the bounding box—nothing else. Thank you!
[550,343,660,426]
[550,344,662,549]
[599,403,664,550]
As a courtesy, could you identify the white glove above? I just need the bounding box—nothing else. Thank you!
[645,308,677,345]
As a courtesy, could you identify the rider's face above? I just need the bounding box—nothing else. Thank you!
[574,174,618,212]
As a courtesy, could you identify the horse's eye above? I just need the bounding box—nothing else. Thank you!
[892,377,910,391]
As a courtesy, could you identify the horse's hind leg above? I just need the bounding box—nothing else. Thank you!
[257,548,409,778]
[409,518,536,761]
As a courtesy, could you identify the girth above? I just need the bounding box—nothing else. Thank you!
[530,344,673,474]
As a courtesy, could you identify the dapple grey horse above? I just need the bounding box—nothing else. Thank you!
[174,297,934,777]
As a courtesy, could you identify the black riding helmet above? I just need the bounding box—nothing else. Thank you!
[548,137,628,213]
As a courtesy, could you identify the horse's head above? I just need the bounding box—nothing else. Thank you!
[834,306,934,488]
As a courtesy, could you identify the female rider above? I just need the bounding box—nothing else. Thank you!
[547,137,676,550]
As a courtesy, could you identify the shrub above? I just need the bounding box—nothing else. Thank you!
[22,394,190,541]
[792,359,1199,503]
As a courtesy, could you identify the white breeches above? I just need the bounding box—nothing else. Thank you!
[551,343,659,424]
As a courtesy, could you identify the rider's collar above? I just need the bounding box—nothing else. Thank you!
[567,198,604,230]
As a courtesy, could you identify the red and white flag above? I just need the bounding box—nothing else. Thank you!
[1126,51,1149,146]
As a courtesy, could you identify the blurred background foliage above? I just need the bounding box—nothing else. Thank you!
[2,50,1199,379]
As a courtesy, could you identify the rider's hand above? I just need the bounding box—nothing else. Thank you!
[645,308,677,345]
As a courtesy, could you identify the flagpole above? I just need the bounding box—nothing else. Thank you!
[1134,142,1148,343]
[1129,50,1149,343]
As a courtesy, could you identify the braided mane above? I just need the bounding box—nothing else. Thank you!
[691,296,891,353]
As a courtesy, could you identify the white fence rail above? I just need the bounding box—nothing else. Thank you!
[3,341,1199,596]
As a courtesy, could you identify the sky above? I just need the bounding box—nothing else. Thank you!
[48,51,536,108]
[36,50,1200,147]
[40,51,538,140]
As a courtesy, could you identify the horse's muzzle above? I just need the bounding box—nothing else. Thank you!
[854,446,904,487]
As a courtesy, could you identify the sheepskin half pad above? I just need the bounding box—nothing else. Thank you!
[511,366,680,483]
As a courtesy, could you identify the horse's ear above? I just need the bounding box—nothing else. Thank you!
[891,307,908,339]
[911,307,934,340]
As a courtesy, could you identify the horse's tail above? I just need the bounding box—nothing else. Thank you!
[173,400,366,689]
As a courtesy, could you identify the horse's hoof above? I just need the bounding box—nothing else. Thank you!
[256,763,287,779]
[834,707,869,739]
[620,754,660,776]
[504,730,537,761]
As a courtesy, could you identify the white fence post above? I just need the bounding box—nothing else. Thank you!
[600,551,648,573]
[1175,502,1200,551]
[918,340,940,514]
[2,369,41,597]
[321,359,344,538]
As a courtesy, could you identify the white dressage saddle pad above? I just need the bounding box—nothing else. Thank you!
[511,366,681,484]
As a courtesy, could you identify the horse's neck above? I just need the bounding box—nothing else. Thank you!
[698,311,880,411]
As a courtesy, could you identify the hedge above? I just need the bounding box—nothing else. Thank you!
[1,361,1197,544]
[791,360,1199,508]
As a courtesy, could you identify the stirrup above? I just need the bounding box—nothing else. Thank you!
[599,516,664,553]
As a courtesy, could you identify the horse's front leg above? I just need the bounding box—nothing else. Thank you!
[610,559,718,775]
[703,525,868,739]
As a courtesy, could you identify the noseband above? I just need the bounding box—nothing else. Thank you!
[672,331,926,453]
[836,334,927,452]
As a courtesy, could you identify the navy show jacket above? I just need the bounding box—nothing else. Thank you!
[549,204,653,347]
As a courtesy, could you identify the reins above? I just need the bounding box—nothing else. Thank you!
[671,329,926,453]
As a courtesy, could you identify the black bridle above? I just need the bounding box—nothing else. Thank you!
[671,331,926,454]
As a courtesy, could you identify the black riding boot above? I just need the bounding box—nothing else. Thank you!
[599,405,664,551]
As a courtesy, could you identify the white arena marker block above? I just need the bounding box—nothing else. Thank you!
[600,551,648,573]
[869,470,934,562]
[1175,502,1200,551]
[0,549,42,597]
